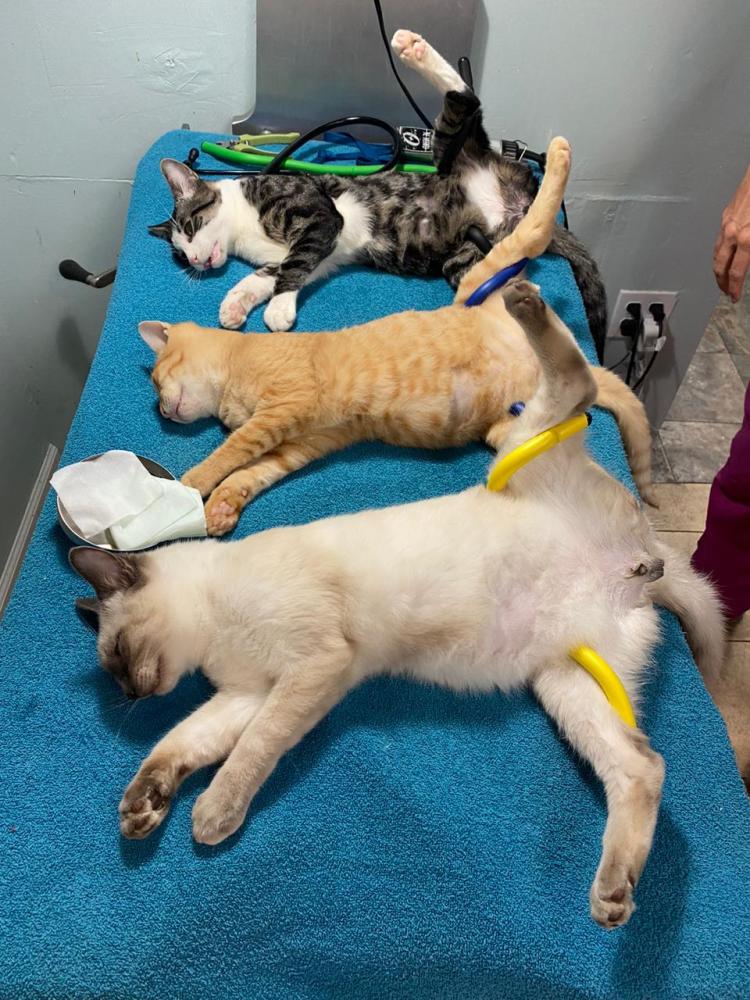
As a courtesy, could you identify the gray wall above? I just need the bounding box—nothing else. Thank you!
[0,0,255,570]
[472,0,750,424]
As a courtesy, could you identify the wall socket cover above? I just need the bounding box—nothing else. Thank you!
[607,290,679,341]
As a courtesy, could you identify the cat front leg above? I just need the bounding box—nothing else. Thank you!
[191,647,355,845]
[204,426,359,536]
[219,266,278,330]
[182,398,316,497]
[262,207,344,331]
[533,662,664,928]
[119,691,265,839]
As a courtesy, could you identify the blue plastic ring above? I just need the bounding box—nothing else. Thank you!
[464,257,530,307]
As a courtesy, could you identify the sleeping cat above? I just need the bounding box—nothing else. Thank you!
[140,137,652,537]
[148,28,607,353]
[70,278,724,929]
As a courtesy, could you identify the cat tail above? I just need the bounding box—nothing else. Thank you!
[454,136,572,306]
[649,538,727,690]
[547,225,608,361]
[590,366,656,506]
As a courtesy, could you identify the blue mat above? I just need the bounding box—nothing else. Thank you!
[1,131,748,1000]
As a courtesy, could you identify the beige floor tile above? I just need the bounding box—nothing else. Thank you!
[659,421,739,482]
[655,530,700,560]
[731,353,750,387]
[715,295,750,356]
[696,321,726,353]
[666,350,745,423]
[651,434,674,484]
[648,484,710,531]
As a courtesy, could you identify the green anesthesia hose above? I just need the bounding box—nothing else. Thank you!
[200,141,437,176]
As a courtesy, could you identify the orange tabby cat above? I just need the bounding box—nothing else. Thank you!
[139,137,653,537]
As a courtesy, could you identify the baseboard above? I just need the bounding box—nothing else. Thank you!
[0,443,60,620]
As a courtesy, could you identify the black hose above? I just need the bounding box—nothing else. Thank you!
[372,0,433,128]
[261,116,402,175]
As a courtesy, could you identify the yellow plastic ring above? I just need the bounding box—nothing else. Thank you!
[568,645,637,728]
[486,413,590,493]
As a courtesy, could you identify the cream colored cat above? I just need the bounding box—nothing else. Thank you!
[72,278,724,929]
[139,137,654,537]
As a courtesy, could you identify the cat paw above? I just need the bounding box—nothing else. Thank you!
[204,483,248,536]
[589,862,636,929]
[391,29,426,64]
[263,292,297,332]
[219,290,249,330]
[119,767,173,840]
[220,274,277,329]
[192,784,248,846]
[182,466,218,499]
[501,279,546,324]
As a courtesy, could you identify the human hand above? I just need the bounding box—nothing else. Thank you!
[714,166,750,303]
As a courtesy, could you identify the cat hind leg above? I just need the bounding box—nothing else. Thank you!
[501,280,596,430]
[533,662,664,928]
[391,29,467,95]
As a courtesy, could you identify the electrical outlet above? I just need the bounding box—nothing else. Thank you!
[607,290,679,342]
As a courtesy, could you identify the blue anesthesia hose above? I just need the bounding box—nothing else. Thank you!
[463,257,530,308]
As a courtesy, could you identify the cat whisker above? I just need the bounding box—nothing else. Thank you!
[115,698,141,739]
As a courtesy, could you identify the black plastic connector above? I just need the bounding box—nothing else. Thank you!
[619,302,642,344]
[649,302,666,326]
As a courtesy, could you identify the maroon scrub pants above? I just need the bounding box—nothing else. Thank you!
[692,382,750,619]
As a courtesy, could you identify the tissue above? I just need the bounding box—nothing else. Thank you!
[52,451,206,550]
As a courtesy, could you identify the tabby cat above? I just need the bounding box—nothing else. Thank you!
[148,29,606,353]
[140,137,651,537]
[71,278,723,929]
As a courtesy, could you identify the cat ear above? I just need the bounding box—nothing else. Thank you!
[160,158,201,200]
[75,597,100,634]
[148,220,174,241]
[138,321,171,354]
[68,547,142,600]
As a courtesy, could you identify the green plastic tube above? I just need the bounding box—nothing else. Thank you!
[200,141,436,175]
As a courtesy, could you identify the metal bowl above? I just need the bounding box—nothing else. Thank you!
[56,453,176,552]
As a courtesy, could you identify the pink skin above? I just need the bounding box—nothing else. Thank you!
[188,240,225,271]
[159,389,185,422]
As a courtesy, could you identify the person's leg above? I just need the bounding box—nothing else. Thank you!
[692,381,750,619]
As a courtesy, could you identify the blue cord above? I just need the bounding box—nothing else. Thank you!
[463,257,530,308]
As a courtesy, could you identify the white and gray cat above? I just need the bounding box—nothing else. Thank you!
[149,30,607,352]
[70,281,723,929]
